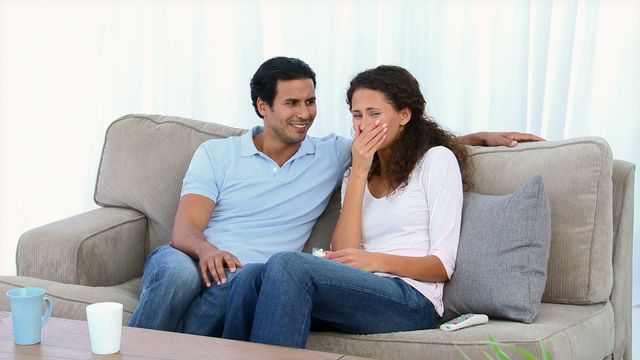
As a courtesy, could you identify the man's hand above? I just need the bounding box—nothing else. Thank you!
[458,131,545,147]
[196,242,243,287]
[324,248,381,272]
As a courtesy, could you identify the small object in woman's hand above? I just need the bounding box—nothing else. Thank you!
[312,248,327,257]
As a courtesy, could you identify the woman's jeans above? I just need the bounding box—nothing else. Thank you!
[128,245,264,336]
[223,251,438,348]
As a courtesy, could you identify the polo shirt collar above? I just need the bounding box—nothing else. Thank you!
[240,127,260,157]
[240,126,316,159]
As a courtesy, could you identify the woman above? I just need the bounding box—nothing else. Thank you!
[222,65,472,348]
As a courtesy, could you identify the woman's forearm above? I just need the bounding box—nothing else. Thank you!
[374,253,450,283]
[331,171,368,250]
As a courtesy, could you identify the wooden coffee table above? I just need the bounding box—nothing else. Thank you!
[0,312,369,359]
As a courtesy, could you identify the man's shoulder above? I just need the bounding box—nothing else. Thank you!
[307,133,351,151]
[198,135,241,153]
[190,135,243,171]
[308,132,348,141]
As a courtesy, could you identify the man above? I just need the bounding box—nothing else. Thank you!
[128,56,542,336]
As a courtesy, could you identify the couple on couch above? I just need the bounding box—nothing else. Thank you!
[128,56,542,348]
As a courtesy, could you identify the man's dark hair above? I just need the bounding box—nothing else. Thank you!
[250,57,316,118]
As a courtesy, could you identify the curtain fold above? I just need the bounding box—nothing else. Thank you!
[0,0,638,303]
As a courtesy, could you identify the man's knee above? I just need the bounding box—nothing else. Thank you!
[144,245,201,288]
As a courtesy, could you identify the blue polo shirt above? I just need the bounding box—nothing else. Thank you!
[181,126,352,264]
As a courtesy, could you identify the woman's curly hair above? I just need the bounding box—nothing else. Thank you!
[346,65,473,193]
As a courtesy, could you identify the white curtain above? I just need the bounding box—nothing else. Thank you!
[1,0,638,303]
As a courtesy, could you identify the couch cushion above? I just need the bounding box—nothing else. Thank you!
[94,115,246,254]
[2,275,614,360]
[442,176,552,323]
[0,276,141,324]
[467,137,613,305]
[306,302,614,360]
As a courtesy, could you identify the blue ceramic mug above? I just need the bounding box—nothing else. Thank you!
[7,287,53,345]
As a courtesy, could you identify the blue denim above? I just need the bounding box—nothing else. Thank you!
[221,263,265,340]
[128,245,204,331]
[129,245,264,336]
[223,251,438,348]
[180,263,264,336]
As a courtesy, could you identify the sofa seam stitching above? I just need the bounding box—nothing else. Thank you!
[0,280,137,314]
[94,114,246,208]
[308,303,609,345]
[74,214,147,285]
[468,137,606,157]
[586,142,605,301]
[475,139,608,305]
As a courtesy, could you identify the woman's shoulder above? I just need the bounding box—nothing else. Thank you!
[421,146,458,169]
[412,146,461,182]
[425,145,455,158]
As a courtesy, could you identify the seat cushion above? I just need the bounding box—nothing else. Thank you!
[306,302,614,360]
[0,276,141,324]
[1,275,615,359]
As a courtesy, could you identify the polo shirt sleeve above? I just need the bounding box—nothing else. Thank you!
[181,141,220,203]
[335,135,353,176]
[421,147,463,280]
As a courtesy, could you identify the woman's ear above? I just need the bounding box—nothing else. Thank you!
[400,108,412,125]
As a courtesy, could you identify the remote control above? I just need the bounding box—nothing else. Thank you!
[440,314,488,331]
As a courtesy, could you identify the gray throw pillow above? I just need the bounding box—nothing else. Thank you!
[442,175,551,324]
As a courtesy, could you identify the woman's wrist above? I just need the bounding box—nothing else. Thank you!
[372,252,390,273]
[349,168,369,180]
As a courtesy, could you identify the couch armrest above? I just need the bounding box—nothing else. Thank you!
[16,207,147,287]
[610,159,635,360]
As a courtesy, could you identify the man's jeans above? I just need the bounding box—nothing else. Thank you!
[128,245,264,336]
[223,251,438,348]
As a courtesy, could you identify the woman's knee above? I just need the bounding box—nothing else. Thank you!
[267,251,303,268]
[264,251,312,281]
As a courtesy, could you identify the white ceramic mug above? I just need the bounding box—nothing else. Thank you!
[85,302,123,354]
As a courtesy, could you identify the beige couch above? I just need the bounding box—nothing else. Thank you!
[0,114,634,359]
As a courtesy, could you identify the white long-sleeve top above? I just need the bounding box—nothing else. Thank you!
[341,146,463,316]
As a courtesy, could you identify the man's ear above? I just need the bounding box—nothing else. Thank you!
[400,108,412,126]
[257,98,270,117]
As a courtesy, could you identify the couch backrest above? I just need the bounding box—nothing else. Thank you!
[94,115,246,254]
[96,115,615,305]
[310,137,616,305]
[468,139,613,304]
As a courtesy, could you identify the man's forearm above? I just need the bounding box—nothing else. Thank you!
[458,131,545,147]
[456,132,486,146]
[170,223,217,261]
